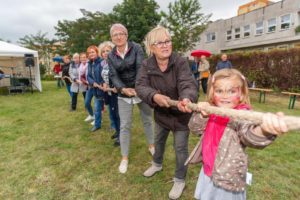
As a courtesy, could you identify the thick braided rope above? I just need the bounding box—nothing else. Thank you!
[168,100,300,131]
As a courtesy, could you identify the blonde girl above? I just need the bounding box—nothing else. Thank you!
[187,68,288,200]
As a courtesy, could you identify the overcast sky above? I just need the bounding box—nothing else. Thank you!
[0,0,280,43]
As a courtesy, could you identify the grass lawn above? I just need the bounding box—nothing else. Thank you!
[0,81,299,200]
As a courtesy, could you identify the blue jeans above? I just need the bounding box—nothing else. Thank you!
[85,88,94,116]
[107,94,120,137]
[94,97,104,128]
[66,84,73,97]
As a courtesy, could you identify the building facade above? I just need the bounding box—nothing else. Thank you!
[194,0,300,54]
[238,0,272,16]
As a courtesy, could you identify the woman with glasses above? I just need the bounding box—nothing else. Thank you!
[135,26,197,200]
[108,23,154,174]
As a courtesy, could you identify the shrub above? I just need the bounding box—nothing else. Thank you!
[208,48,300,91]
[42,74,55,81]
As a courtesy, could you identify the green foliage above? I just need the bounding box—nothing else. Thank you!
[18,31,55,74]
[55,0,161,53]
[112,0,161,44]
[161,0,211,54]
[295,25,300,33]
[42,74,55,81]
[209,48,300,91]
[55,10,113,54]
[39,63,46,76]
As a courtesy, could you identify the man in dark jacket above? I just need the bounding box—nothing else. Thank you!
[216,53,232,71]
[108,23,154,175]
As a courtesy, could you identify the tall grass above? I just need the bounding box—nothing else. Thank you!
[0,82,299,199]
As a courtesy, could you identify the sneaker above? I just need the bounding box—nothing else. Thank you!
[113,140,120,147]
[111,132,118,139]
[148,146,155,156]
[143,163,162,177]
[168,181,185,200]
[90,126,101,132]
[84,115,94,122]
[119,159,128,174]
[91,120,95,126]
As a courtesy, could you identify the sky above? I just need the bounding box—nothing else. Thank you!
[0,0,281,43]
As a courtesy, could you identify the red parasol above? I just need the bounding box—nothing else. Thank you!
[191,49,212,57]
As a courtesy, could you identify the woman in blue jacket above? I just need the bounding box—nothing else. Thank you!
[87,45,104,132]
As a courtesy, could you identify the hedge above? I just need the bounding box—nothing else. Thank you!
[208,48,300,92]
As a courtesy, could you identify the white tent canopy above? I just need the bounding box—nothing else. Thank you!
[0,41,42,92]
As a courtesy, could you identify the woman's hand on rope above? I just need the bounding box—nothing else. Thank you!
[121,88,136,97]
[261,112,288,135]
[177,98,192,113]
[153,94,171,107]
[102,83,108,92]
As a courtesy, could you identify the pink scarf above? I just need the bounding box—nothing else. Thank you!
[202,104,251,177]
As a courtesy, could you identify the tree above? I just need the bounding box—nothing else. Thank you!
[55,10,113,54]
[18,31,55,74]
[112,0,161,44]
[161,0,211,54]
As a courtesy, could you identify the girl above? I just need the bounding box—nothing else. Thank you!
[187,69,288,200]
[98,41,121,147]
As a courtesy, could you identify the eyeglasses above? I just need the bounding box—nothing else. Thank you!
[112,32,127,38]
[214,87,240,97]
[152,40,172,48]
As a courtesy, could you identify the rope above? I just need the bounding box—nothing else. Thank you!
[168,100,300,131]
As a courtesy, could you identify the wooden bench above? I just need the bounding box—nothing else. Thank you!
[249,88,273,103]
[281,92,300,109]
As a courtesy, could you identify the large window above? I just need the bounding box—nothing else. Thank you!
[235,28,240,39]
[268,18,276,32]
[244,25,250,37]
[281,14,291,30]
[256,21,264,35]
[206,32,216,42]
[226,30,232,41]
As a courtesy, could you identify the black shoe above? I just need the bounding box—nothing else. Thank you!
[113,140,120,147]
[111,132,118,139]
[69,108,76,112]
[90,126,101,132]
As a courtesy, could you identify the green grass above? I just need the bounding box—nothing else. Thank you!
[0,81,299,200]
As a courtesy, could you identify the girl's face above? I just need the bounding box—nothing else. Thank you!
[101,46,112,60]
[88,49,97,60]
[213,77,242,108]
[80,54,87,64]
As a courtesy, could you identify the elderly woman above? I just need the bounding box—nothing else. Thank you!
[99,41,121,147]
[135,26,197,200]
[87,45,105,132]
[69,53,87,111]
[108,23,154,174]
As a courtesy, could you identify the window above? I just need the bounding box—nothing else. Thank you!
[226,30,232,40]
[256,21,264,35]
[206,32,216,42]
[267,18,276,33]
[281,14,291,30]
[235,28,240,39]
[244,25,250,37]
